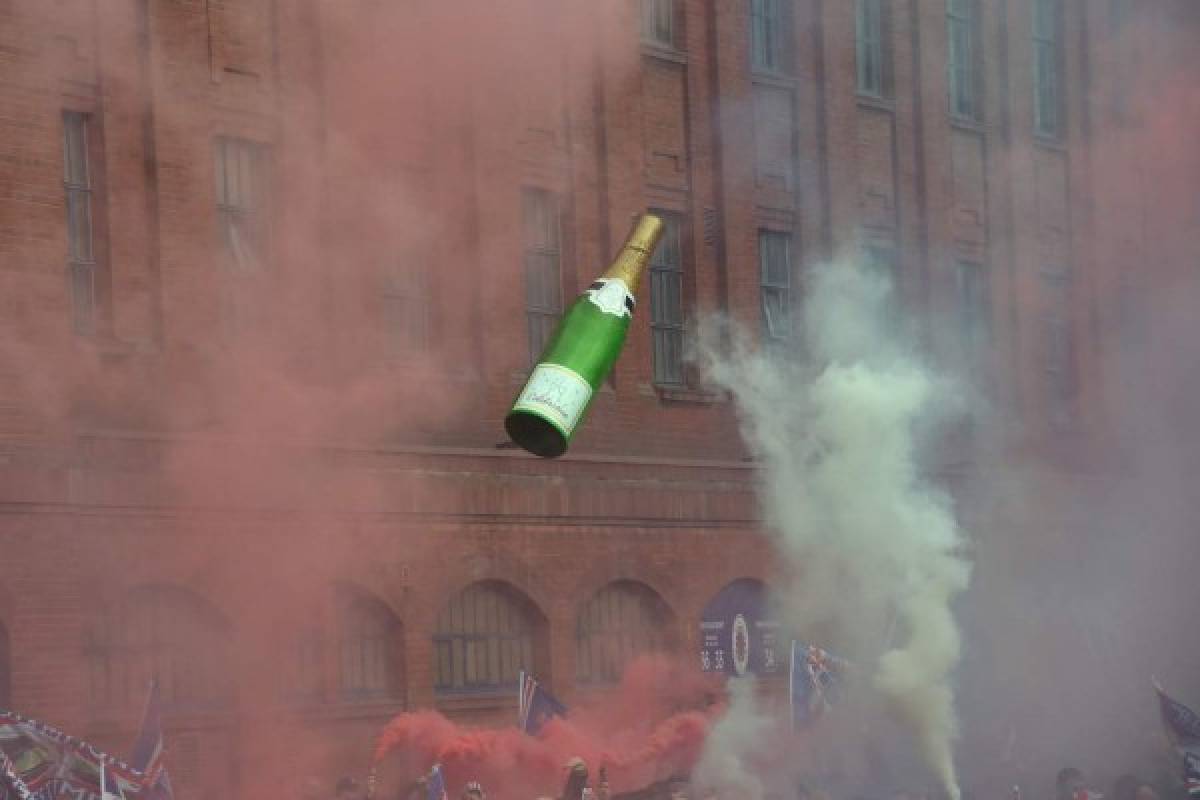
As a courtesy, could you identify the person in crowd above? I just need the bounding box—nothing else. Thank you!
[1057,769,1087,800]
[562,758,589,800]
[462,781,486,800]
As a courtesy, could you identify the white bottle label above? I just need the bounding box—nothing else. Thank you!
[513,363,593,436]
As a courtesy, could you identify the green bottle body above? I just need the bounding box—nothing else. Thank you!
[505,286,632,458]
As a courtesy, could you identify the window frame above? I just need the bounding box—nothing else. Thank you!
[336,588,404,703]
[432,582,540,695]
[946,0,983,121]
[856,0,889,99]
[750,0,786,75]
[648,210,687,388]
[640,0,675,49]
[758,230,793,346]
[954,259,992,364]
[1032,0,1064,139]
[63,111,102,336]
[521,187,564,367]
[575,582,673,686]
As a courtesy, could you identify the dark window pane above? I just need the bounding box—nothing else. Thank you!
[67,190,93,263]
[63,113,89,187]
[641,0,673,47]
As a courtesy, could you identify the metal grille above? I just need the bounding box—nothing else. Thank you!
[576,582,671,685]
[63,112,95,334]
[522,188,562,366]
[433,582,537,693]
[649,212,685,386]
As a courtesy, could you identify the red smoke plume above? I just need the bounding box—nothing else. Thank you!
[372,658,726,799]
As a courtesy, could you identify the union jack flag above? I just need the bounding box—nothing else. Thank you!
[129,682,172,800]
[789,640,847,730]
[1155,683,1200,798]
[425,765,447,800]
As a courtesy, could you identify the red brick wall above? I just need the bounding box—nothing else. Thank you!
[1,0,1198,797]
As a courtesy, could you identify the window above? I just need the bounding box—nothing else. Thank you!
[63,111,105,335]
[522,188,562,366]
[947,0,981,120]
[0,622,9,708]
[285,625,323,703]
[382,257,429,357]
[576,582,672,685]
[759,231,793,345]
[87,587,234,712]
[649,212,685,386]
[1033,0,1063,138]
[433,582,541,694]
[751,0,785,73]
[214,137,268,332]
[856,0,887,98]
[1042,267,1074,425]
[641,0,674,48]
[337,587,403,701]
[955,261,991,363]
[863,245,900,323]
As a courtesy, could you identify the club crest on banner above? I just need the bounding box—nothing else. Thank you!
[732,614,750,676]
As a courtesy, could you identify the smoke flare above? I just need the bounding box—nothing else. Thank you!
[695,261,972,799]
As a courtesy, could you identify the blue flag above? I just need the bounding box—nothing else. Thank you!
[789,640,846,729]
[518,672,567,736]
[129,682,172,800]
[1156,684,1200,798]
[426,765,447,800]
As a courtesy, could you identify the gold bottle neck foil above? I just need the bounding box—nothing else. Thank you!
[601,213,665,296]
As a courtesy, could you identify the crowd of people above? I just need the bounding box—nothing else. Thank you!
[316,760,1188,800]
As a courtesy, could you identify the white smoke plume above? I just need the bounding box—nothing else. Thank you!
[692,678,774,800]
[693,260,972,799]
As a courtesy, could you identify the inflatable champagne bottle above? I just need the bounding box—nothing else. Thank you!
[506,213,665,458]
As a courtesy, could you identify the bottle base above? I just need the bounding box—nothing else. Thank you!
[504,411,568,458]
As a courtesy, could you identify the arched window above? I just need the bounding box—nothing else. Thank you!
[336,586,403,702]
[0,622,10,708]
[87,586,233,712]
[433,582,543,693]
[576,581,673,684]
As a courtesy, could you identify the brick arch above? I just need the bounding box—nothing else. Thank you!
[87,582,236,713]
[574,579,678,685]
[431,579,550,694]
[568,565,685,625]
[419,551,556,628]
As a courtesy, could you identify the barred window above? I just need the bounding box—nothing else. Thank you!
[87,587,234,713]
[285,625,323,703]
[641,0,674,48]
[1033,0,1063,138]
[649,212,685,386]
[522,188,562,366]
[856,0,887,97]
[433,582,541,693]
[577,582,673,685]
[750,0,785,73]
[947,0,981,120]
[759,231,793,345]
[63,112,98,335]
[0,622,9,708]
[337,587,404,701]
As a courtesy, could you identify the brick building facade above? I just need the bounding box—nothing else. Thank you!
[1,1,1197,798]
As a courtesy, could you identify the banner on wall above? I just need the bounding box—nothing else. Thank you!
[698,580,781,678]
